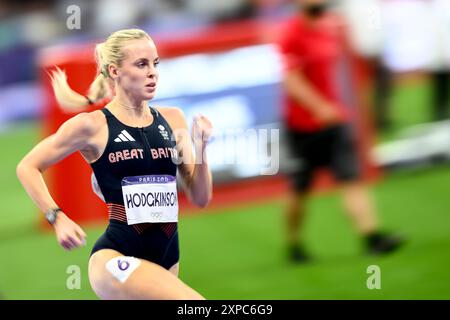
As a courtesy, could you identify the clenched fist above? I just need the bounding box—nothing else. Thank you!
[191,115,213,150]
[53,212,87,251]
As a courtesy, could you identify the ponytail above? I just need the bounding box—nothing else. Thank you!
[87,72,112,103]
[49,67,111,112]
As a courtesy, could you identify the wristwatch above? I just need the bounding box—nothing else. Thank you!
[45,207,63,225]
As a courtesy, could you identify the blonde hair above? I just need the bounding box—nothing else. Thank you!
[50,28,151,112]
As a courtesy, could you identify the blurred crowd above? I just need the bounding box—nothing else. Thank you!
[0,0,292,86]
[0,0,449,126]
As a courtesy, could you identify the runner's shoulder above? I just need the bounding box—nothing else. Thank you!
[62,110,105,138]
[154,106,187,130]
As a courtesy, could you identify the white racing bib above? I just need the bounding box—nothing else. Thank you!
[121,175,178,225]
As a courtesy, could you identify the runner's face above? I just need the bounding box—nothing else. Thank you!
[115,39,160,101]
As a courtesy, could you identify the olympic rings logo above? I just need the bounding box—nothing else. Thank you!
[151,212,162,219]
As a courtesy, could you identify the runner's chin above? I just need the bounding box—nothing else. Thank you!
[143,85,156,99]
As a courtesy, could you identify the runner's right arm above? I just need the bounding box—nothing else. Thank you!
[16,113,95,250]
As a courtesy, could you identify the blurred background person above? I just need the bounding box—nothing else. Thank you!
[278,0,403,262]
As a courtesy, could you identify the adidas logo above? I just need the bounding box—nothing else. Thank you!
[114,130,136,142]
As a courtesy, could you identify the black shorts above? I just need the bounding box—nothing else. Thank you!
[91,220,179,270]
[285,124,361,191]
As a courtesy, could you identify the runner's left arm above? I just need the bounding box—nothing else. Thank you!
[164,107,213,208]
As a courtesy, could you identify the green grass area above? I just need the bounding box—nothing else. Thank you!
[179,166,450,299]
[1,122,450,299]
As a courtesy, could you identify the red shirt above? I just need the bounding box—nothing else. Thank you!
[278,14,350,132]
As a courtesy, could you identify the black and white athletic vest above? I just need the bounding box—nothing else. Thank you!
[90,106,178,231]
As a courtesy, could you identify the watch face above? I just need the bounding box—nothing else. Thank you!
[46,211,56,224]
